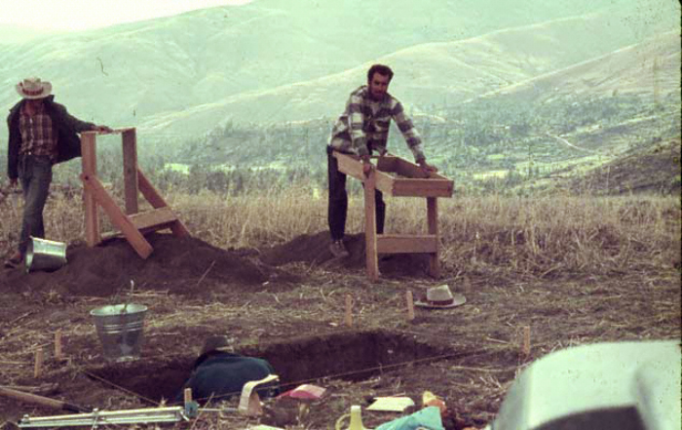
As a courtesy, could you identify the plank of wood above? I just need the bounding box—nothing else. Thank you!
[333,152,365,180]
[376,234,438,254]
[81,173,153,259]
[129,207,178,231]
[122,129,139,215]
[137,168,167,209]
[364,171,379,281]
[427,197,441,277]
[395,158,429,179]
[376,155,398,172]
[137,168,190,237]
[374,171,397,195]
[391,179,453,198]
[80,133,100,246]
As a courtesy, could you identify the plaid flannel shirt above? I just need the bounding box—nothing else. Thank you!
[19,104,58,161]
[329,85,425,163]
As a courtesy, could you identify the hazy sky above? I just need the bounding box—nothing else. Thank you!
[0,0,253,31]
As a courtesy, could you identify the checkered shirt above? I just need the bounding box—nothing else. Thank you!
[329,85,425,163]
[19,104,58,161]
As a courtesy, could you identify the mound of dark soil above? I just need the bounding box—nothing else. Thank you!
[1,231,432,298]
[1,233,299,297]
[260,231,431,277]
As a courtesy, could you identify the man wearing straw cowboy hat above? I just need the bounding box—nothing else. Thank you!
[4,77,112,268]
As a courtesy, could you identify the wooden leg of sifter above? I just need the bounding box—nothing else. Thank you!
[427,197,440,278]
[365,171,379,281]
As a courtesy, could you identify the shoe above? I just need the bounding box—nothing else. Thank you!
[329,240,350,259]
[4,251,23,268]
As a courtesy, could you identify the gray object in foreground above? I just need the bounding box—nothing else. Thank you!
[18,406,186,427]
[488,340,681,430]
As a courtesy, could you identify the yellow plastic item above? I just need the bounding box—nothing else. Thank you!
[422,391,447,415]
[335,405,368,430]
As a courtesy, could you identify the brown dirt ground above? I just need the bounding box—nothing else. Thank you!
[0,232,680,429]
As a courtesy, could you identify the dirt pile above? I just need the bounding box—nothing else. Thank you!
[1,233,299,297]
[1,231,431,297]
[260,231,431,277]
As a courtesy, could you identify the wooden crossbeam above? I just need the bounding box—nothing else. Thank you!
[80,173,153,259]
[137,169,190,237]
[390,179,453,198]
[129,207,178,232]
[376,234,438,254]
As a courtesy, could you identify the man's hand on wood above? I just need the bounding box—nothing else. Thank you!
[92,125,113,133]
[418,160,438,176]
[361,155,373,177]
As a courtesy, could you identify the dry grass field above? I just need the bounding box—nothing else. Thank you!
[0,187,680,429]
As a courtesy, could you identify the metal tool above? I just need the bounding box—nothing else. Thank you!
[18,406,187,428]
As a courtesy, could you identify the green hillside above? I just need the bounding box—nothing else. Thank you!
[0,0,677,139]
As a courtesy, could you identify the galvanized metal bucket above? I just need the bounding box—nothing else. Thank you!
[90,304,148,362]
[25,237,67,273]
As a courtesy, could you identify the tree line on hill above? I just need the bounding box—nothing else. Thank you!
[1,92,678,196]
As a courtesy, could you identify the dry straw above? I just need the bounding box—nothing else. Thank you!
[1,185,679,277]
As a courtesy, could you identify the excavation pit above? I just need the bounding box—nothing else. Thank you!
[87,330,452,403]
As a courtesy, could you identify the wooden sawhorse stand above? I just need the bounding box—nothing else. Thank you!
[334,152,454,281]
[80,128,189,259]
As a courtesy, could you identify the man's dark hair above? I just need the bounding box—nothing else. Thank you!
[367,64,394,83]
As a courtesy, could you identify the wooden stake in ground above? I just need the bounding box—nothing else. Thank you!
[345,294,353,328]
[34,349,44,378]
[522,326,531,356]
[54,330,63,360]
[406,291,415,321]
[184,388,192,404]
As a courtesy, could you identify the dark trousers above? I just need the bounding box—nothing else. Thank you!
[327,146,385,241]
[17,155,53,254]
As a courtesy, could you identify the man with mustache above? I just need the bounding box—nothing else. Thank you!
[326,64,437,258]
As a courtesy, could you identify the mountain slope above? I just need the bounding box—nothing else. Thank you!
[0,0,676,140]
[138,11,680,136]
[472,30,681,104]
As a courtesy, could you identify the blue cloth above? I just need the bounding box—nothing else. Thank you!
[17,155,52,254]
[375,406,445,430]
[174,352,279,404]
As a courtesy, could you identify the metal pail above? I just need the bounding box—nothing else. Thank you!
[90,304,148,362]
[25,237,67,273]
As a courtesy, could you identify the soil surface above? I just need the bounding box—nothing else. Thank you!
[0,232,679,429]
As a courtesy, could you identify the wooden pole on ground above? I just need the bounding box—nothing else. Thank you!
[406,291,415,321]
[522,326,531,357]
[34,349,43,378]
[345,294,353,328]
[54,330,63,360]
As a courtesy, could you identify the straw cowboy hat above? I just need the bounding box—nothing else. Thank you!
[16,77,52,100]
[415,284,466,309]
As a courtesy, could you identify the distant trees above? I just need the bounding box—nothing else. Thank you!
[23,92,675,198]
